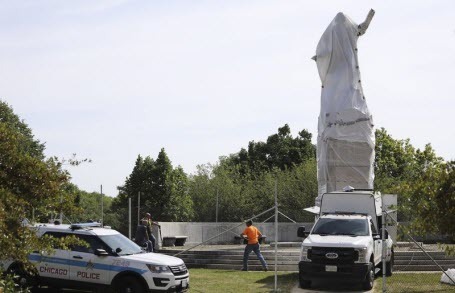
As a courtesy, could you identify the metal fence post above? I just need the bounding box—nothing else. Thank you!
[382,202,387,292]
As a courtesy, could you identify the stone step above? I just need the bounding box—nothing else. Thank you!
[161,250,300,256]
[395,260,455,266]
[185,263,298,271]
[162,249,455,272]
[179,257,454,266]
[395,255,454,261]
[165,251,455,260]
[183,259,298,265]
[395,265,454,271]
[176,254,299,260]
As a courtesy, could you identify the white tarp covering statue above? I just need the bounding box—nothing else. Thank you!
[314,10,376,205]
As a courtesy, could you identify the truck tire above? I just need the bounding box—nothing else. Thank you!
[114,276,146,293]
[362,262,374,290]
[386,251,394,277]
[299,274,311,289]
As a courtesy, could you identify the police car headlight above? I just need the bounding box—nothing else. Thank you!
[355,247,368,263]
[146,264,170,273]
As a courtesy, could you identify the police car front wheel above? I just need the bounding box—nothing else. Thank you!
[114,276,146,293]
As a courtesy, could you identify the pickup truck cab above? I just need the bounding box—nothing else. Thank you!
[2,222,189,292]
[298,213,393,290]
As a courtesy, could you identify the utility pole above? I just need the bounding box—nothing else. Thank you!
[216,188,219,223]
[100,185,104,226]
[128,198,132,239]
[274,179,278,292]
[137,191,141,226]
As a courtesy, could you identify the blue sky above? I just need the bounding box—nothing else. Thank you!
[1,1,454,197]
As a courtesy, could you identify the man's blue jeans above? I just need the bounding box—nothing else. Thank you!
[141,240,153,252]
[243,243,267,270]
[150,234,156,252]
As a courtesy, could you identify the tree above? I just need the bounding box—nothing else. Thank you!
[112,149,194,236]
[0,101,79,289]
[0,101,45,159]
[187,124,317,222]
[227,124,316,175]
[61,183,118,228]
[395,159,455,243]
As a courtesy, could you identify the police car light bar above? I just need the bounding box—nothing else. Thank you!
[70,222,102,230]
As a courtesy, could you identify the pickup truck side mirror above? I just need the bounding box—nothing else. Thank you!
[380,228,389,239]
[373,229,389,240]
[297,226,307,238]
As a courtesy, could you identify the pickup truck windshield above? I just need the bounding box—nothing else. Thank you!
[312,218,369,236]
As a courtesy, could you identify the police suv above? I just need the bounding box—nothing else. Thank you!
[2,222,189,292]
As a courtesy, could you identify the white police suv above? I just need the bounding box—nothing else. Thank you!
[3,222,189,292]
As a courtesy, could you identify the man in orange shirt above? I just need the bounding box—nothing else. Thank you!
[240,220,268,271]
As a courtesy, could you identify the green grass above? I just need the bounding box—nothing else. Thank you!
[374,273,454,293]
[188,270,455,293]
[188,269,298,293]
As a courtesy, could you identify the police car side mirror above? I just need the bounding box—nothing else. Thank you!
[95,249,109,256]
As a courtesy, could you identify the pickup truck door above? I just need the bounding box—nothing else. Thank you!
[370,220,382,265]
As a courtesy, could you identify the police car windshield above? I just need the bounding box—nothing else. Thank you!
[99,234,142,255]
[312,218,369,236]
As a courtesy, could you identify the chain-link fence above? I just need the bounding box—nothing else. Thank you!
[378,212,455,292]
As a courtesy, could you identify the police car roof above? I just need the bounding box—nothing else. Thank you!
[32,223,120,236]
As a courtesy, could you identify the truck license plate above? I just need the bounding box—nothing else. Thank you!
[325,265,337,272]
[182,279,188,288]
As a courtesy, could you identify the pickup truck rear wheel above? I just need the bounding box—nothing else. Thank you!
[362,262,374,290]
[114,276,145,293]
[386,251,394,276]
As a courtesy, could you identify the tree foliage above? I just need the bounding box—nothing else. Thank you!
[226,124,316,175]
[188,125,317,223]
[0,101,79,288]
[59,183,118,228]
[374,128,454,241]
[111,149,193,235]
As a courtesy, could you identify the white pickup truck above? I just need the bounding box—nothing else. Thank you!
[298,189,394,290]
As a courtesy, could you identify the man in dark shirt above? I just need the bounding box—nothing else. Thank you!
[135,219,153,252]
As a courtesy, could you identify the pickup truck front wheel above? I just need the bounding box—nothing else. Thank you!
[362,262,374,290]
[299,273,311,289]
[299,279,311,289]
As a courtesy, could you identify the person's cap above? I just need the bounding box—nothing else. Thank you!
[146,213,151,216]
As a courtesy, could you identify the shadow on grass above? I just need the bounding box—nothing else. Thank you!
[254,272,299,292]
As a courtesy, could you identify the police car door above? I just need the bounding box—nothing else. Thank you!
[33,232,70,281]
[69,234,111,285]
